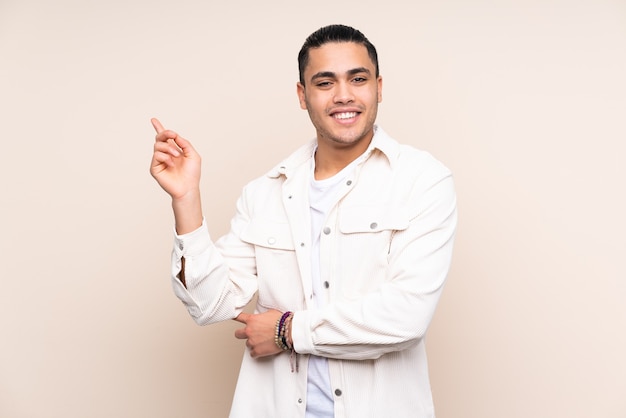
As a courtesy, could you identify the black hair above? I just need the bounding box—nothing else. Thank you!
[297,24,379,84]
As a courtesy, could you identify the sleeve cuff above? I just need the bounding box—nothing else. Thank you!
[173,217,211,257]
[291,310,315,355]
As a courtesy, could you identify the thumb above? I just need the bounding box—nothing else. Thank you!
[235,312,250,324]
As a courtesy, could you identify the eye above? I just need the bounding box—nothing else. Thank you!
[352,77,367,84]
[315,81,333,88]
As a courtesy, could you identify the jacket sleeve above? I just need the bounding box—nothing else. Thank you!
[169,187,258,325]
[291,172,457,360]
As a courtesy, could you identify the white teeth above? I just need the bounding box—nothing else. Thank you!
[333,112,357,119]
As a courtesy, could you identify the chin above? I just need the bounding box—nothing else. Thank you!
[331,134,367,146]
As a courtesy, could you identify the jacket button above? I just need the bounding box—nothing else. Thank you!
[370,222,378,230]
[267,237,276,245]
[346,180,352,186]
[323,281,329,289]
[323,227,331,235]
[334,389,342,397]
[298,398,303,404]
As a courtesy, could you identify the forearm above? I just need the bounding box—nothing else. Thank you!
[171,227,252,325]
[291,280,445,360]
[171,193,259,325]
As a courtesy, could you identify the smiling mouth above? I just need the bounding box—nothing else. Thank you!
[332,111,358,120]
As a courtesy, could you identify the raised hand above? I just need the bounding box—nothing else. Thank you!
[150,118,201,199]
[149,118,203,234]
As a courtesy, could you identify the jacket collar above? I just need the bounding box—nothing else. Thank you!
[267,125,399,179]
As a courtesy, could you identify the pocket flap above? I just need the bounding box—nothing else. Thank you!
[339,205,410,234]
[240,219,295,250]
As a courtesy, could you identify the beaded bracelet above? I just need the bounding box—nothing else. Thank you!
[275,311,292,351]
[274,318,286,350]
[282,313,293,350]
[274,311,299,372]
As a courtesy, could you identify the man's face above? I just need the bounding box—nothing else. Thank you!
[297,42,382,149]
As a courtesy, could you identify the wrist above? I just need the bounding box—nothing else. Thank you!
[275,311,295,351]
[172,189,203,235]
[274,311,299,372]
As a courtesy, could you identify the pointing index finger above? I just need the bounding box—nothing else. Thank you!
[151,117,165,134]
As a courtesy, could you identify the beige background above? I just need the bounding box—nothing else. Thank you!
[1,0,625,417]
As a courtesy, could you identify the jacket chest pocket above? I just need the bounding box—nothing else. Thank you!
[240,219,303,310]
[334,205,410,296]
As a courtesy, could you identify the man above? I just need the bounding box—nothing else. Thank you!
[150,24,457,418]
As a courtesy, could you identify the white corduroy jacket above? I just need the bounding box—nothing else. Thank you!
[170,126,457,418]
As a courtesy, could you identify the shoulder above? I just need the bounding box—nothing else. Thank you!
[373,127,452,180]
[398,145,451,178]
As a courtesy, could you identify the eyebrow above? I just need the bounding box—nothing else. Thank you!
[309,67,372,83]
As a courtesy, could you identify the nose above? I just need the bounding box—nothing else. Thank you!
[333,81,354,104]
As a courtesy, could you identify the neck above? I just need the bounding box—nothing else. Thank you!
[314,136,372,180]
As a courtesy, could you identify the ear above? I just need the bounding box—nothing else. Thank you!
[377,75,383,103]
[296,82,307,110]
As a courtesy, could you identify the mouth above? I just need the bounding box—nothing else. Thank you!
[333,111,358,120]
[330,110,361,123]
